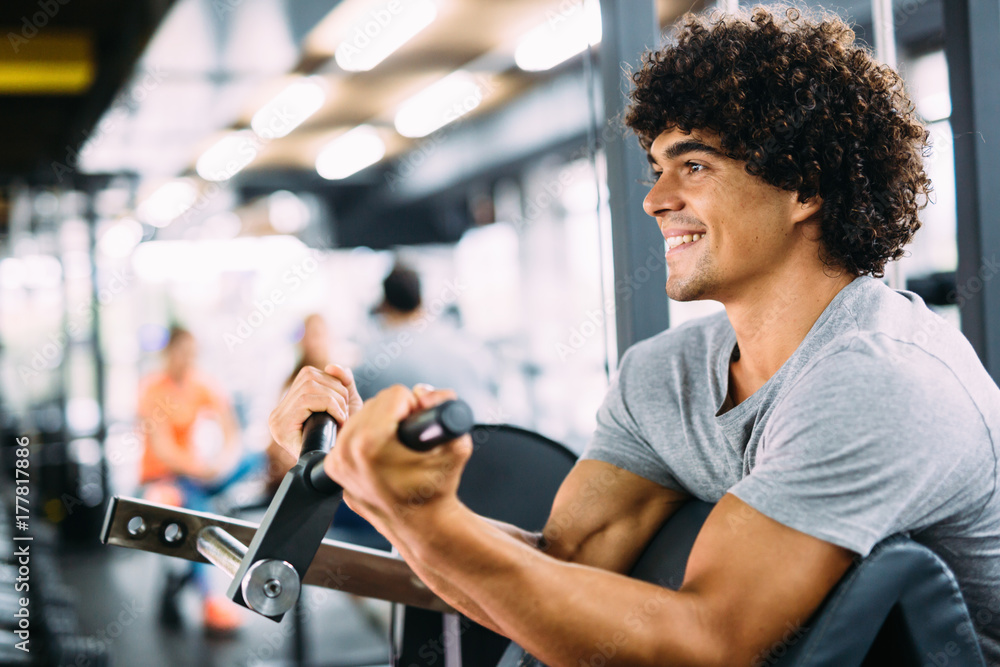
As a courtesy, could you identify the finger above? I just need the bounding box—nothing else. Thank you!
[296,392,350,425]
[293,366,350,402]
[412,386,458,411]
[324,363,355,390]
[372,385,422,422]
[412,383,435,397]
[326,364,364,413]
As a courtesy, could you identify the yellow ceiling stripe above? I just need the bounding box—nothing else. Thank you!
[0,31,94,94]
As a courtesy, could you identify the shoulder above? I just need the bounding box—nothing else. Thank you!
[771,335,989,452]
[138,371,167,397]
[795,276,990,403]
[789,336,962,407]
[620,310,732,371]
[191,372,229,406]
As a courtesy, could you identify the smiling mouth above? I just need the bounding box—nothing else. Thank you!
[665,233,705,251]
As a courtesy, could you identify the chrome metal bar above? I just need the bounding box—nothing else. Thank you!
[196,525,247,579]
[101,496,453,613]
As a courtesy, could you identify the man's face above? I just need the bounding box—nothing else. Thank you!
[643,128,811,302]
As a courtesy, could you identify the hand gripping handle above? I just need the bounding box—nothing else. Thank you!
[304,399,474,495]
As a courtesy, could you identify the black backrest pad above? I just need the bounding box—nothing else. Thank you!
[458,425,578,530]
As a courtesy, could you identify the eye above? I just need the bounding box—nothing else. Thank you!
[686,162,706,174]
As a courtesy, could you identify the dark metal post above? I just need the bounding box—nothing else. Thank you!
[943,0,1000,383]
[84,182,110,499]
[599,0,669,360]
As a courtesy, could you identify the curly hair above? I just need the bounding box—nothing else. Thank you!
[625,4,932,277]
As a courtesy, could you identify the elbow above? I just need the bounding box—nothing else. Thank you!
[643,595,735,667]
[539,531,585,564]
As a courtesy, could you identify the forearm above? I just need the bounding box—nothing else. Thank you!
[396,501,720,667]
[397,518,541,632]
[150,430,199,476]
[392,537,502,633]
[482,517,544,549]
[221,411,240,460]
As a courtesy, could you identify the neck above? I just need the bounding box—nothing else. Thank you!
[167,368,188,384]
[724,267,855,402]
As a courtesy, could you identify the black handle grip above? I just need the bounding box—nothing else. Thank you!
[301,412,338,455]
[397,399,474,451]
[304,400,474,494]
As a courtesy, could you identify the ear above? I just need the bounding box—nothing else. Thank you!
[790,193,823,225]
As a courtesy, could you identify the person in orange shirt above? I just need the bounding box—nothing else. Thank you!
[138,325,245,635]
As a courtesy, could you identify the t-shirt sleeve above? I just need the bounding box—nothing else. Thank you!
[581,348,687,492]
[729,345,981,557]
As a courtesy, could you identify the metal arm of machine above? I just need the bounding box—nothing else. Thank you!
[101,495,454,613]
[101,400,474,622]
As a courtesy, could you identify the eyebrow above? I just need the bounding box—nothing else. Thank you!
[647,139,723,166]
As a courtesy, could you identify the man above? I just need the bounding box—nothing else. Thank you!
[269,7,1000,665]
[353,261,498,418]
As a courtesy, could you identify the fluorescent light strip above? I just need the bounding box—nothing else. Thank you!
[316,125,386,180]
[196,131,259,182]
[251,77,326,139]
[137,179,198,228]
[394,70,484,138]
[335,0,438,72]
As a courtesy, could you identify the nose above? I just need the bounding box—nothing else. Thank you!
[642,173,683,218]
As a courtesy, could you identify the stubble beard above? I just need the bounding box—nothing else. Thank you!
[665,252,717,302]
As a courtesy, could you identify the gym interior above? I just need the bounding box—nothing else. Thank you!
[1,0,999,666]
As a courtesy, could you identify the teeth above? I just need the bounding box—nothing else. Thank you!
[665,233,704,250]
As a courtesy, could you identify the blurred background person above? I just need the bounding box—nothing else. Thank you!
[315,262,501,552]
[355,261,499,419]
[265,313,335,493]
[138,325,251,635]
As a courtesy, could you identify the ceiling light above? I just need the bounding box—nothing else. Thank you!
[251,77,326,139]
[137,179,198,228]
[394,71,484,138]
[515,0,602,72]
[202,211,243,239]
[196,131,259,182]
[334,0,437,72]
[99,217,144,258]
[269,191,311,233]
[316,125,386,180]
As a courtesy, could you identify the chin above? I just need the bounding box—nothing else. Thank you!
[666,277,708,302]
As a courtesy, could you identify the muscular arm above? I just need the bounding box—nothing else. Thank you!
[485,460,688,571]
[416,460,688,633]
[539,460,690,572]
[395,493,853,667]
[311,387,856,664]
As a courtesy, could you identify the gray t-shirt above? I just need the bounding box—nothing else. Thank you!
[582,276,1000,662]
